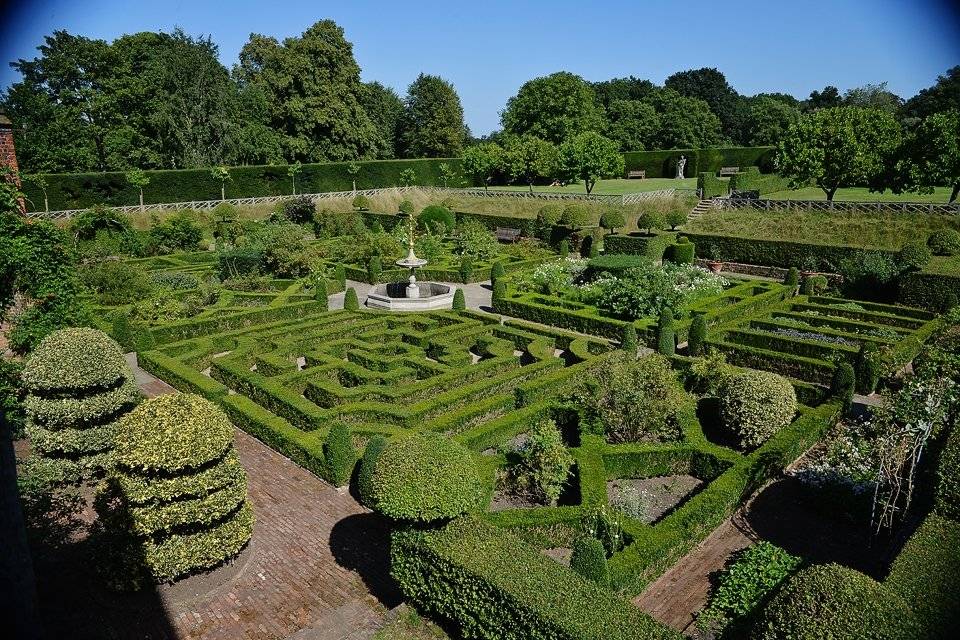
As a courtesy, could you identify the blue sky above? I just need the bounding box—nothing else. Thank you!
[1,0,958,135]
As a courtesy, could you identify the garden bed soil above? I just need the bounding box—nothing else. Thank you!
[489,487,547,512]
[608,475,703,524]
[542,546,572,566]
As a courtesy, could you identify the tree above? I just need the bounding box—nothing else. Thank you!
[124,168,150,210]
[234,20,377,162]
[599,208,626,234]
[438,162,458,188]
[592,76,656,109]
[347,163,360,191]
[399,168,417,187]
[777,107,902,201]
[360,81,404,158]
[903,66,960,120]
[604,99,660,151]
[501,72,604,144]
[665,68,746,143]
[23,173,49,212]
[642,88,723,149]
[843,82,903,117]
[805,85,842,111]
[559,132,624,194]
[211,166,231,200]
[503,135,559,193]
[462,143,505,191]
[897,110,960,202]
[287,161,302,195]
[747,97,800,146]
[399,74,466,158]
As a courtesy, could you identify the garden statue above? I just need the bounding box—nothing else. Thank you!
[676,156,686,179]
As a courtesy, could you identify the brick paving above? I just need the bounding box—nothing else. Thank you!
[31,359,399,640]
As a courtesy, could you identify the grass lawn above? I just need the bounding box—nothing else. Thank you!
[684,207,960,250]
[925,255,960,275]
[765,186,956,203]
[488,177,698,195]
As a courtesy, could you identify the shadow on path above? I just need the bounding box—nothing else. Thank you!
[329,512,403,609]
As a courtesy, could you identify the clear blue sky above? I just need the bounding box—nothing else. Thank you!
[1,0,958,135]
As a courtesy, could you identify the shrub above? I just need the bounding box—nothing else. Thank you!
[666,209,687,231]
[657,309,675,356]
[637,211,665,234]
[70,205,134,241]
[668,239,695,265]
[621,324,638,354]
[750,563,918,640]
[0,358,26,440]
[854,343,882,395]
[352,194,371,211]
[831,363,856,412]
[699,542,802,635]
[585,254,648,279]
[151,271,199,291]
[490,261,506,284]
[688,314,707,356]
[599,209,626,234]
[801,274,828,296]
[147,212,204,254]
[459,256,474,283]
[536,204,564,240]
[323,423,356,487]
[282,195,316,224]
[418,205,455,234]
[217,246,262,279]
[898,241,932,271]
[927,229,960,256]
[785,267,799,287]
[510,418,573,506]
[452,288,466,311]
[399,200,415,215]
[561,204,591,228]
[455,218,498,261]
[344,287,360,311]
[312,208,365,238]
[570,536,609,586]
[367,433,483,522]
[22,328,141,484]
[719,370,797,449]
[493,279,507,301]
[559,239,570,258]
[368,255,382,284]
[572,352,685,444]
[94,393,253,589]
[335,263,346,288]
[79,261,154,305]
[358,435,387,507]
[935,425,960,521]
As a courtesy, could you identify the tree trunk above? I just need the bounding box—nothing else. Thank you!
[585,179,594,195]
[43,195,48,213]
[221,184,225,201]
[528,181,534,194]
[352,179,357,193]
[139,189,144,211]
[825,186,837,202]
[951,183,959,203]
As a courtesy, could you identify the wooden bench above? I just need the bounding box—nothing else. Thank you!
[495,227,521,243]
[627,170,646,179]
[719,166,740,177]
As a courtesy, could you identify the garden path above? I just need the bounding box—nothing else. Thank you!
[31,358,399,640]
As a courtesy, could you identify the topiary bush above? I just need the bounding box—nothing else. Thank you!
[637,211,665,235]
[536,204,563,240]
[490,261,506,284]
[22,328,141,484]
[854,343,881,395]
[335,263,347,288]
[831,362,856,412]
[352,194,371,211]
[668,238,695,265]
[561,204,591,228]
[368,255,382,284]
[492,279,507,301]
[719,370,797,449]
[657,309,675,356]
[599,209,626,234]
[94,393,253,589]
[785,267,799,288]
[927,229,960,256]
[509,418,573,506]
[801,274,828,296]
[750,563,918,640]
[666,209,687,231]
[344,287,360,311]
[79,261,154,306]
[281,195,316,224]
[559,239,570,258]
[621,324,637,354]
[459,256,474,283]
[358,435,387,507]
[418,205,455,234]
[452,288,466,311]
[366,433,483,522]
[570,536,609,586]
[323,423,356,487]
[688,313,707,356]
[898,241,932,272]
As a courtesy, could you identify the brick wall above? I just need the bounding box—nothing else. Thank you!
[0,115,20,180]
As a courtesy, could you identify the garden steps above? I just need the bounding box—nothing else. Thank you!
[685,198,721,224]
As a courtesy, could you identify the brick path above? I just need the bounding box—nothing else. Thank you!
[32,359,399,640]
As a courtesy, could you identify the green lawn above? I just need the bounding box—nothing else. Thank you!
[765,186,956,203]
[925,255,960,275]
[684,207,960,251]
[488,177,698,195]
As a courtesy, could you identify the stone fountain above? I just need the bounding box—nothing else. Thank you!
[365,211,456,310]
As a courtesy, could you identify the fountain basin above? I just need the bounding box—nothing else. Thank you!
[365,282,456,311]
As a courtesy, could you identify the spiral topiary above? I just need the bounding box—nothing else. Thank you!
[366,433,483,522]
[94,393,253,589]
[719,370,797,449]
[22,328,141,484]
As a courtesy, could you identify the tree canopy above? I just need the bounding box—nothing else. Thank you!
[559,132,624,194]
[399,74,466,158]
[501,72,604,144]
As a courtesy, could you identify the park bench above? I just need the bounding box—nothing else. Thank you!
[495,227,522,243]
[627,170,646,179]
[719,166,740,177]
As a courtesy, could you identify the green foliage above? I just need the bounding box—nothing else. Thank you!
[898,241,932,271]
[400,73,466,158]
[418,205,455,234]
[751,563,918,640]
[323,423,356,486]
[642,88,724,149]
[368,255,382,284]
[463,143,506,189]
[0,358,26,439]
[698,172,728,199]
[699,542,802,634]
[896,109,960,203]
[458,256,474,283]
[559,131,625,194]
[455,218,499,261]
[801,275,828,296]
[536,204,564,239]
[353,194,371,211]
[367,433,482,522]
[493,279,507,301]
[561,204,591,228]
[70,205,135,241]
[503,134,560,191]
[928,229,960,256]
[854,343,882,395]
[358,435,387,506]
[147,212,204,254]
[559,239,570,258]
[719,370,797,449]
[399,168,417,186]
[452,288,466,311]
[399,200,415,215]
[604,98,659,152]
[95,393,252,589]
[621,324,637,354]
[785,267,799,287]
[510,418,573,505]
[935,426,960,521]
[281,195,316,224]
[312,208,366,238]
[657,309,675,356]
[501,72,604,144]
[666,209,687,231]
[747,97,801,146]
[667,239,695,265]
[335,263,347,288]
[831,362,856,412]
[570,536,609,585]
[344,287,360,311]
[490,261,506,284]
[599,208,626,233]
[688,314,707,356]
[637,211,665,234]
[79,261,154,305]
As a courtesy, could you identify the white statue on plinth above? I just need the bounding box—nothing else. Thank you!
[676,155,686,179]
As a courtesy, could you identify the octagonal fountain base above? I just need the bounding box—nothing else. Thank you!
[365,282,456,310]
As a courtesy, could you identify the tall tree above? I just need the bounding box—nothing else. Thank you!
[896,110,960,202]
[592,76,655,109]
[665,67,746,143]
[559,131,624,194]
[777,106,902,200]
[805,86,842,111]
[399,74,466,158]
[234,20,377,162]
[843,82,903,117]
[642,88,723,149]
[501,72,604,144]
[604,99,660,151]
[903,66,960,120]
[746,96,800,146]
[360,81,404,159]
[462,143,505,190]
[503,135,559,193]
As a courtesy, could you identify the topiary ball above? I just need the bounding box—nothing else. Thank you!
[22,327,129,393]
[928,229,960,256]
[418,205,455,234]
[898,241,932,271]
[367,433,483,522]
[719,370,797,449]
[570,536,609,585]
[750,563,918,640]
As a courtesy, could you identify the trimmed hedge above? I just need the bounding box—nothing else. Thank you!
[934,425,960,520]
[899,271,960,311]
[622,147,775,179]
[719,371,797,449]
[603,232,677,260]
[697,172,727,199]
[728,170,791,196]
[391,517,681,640]
[96,393,253,589]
